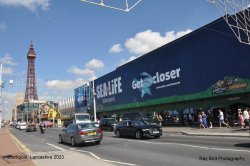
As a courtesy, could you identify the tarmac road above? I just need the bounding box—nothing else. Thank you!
[10,127,250,166]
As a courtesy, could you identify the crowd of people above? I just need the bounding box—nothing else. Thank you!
[197,108,250,129]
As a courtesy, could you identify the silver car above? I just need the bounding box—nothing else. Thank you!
[59,123,103,147]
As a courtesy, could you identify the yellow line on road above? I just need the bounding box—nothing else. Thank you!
[10,132,31,153]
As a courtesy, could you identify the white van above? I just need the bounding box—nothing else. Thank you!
[73,113,91,124]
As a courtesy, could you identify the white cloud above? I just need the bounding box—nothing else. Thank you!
[74,78,88,87]
[109,44,123,53]
[0,21,6,30]
[45,80,75,91]
[0,53,17,66]
[0,0,50,11]
[125,29,192,55]
[2,67,13,75]
[68,59,103,79]
[119,55,138,66]
[85,59,104,69]
[0,53,17,75]
[67,66,93,76]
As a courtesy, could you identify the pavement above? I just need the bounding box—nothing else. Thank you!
[1,126,249,166]
[162,126,250,137]
[0,128,34,166]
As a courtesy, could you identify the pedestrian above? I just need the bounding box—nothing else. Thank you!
[218,109,227,128]
[39,124,45,134]
[207,109,213,128]
[243,108,249,128]
[155,113,163,127]
[202,112,207,128]
[249,108,250,130]
[238,111,244,128]
[198,112,205,129]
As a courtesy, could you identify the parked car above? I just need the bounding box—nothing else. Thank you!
[1,122,4,128]
[114,120,162,139]
[59,123,103,147]
[26,124,37,132]
[99,118,118,131]
[19,122,27,130]
[15,123,20,129]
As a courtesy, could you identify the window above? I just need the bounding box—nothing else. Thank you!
[78,123,96,129]
[121,121,128,126]
[133,121,146,126]
[107,119,118,124]
[100,119,106,125]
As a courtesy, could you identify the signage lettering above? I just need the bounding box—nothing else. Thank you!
[132,68,181,90]
[96,77,122,99]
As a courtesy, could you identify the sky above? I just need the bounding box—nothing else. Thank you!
[0,0,224,119]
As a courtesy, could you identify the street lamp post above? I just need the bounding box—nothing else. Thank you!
[89,68,97,122]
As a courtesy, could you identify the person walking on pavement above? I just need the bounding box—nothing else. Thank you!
[207,109,213,128]
[155,113,163,127]
[198,112,205,129]
[202,112,207,128]
[243,108,249,128]
[218,109,227,128]
[238,111,244,128]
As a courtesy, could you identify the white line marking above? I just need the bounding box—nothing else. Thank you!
[46,143,66,151]
[75,149,136,166]
[133,140,250,153]
[101,159,136,166]
[75,150,101,160]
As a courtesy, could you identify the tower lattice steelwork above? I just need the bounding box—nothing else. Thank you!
[24,42,38,102]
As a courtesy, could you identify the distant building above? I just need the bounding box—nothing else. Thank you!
[58,96,75,121]
[12,92,24,121]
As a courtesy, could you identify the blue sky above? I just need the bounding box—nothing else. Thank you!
[0,0,223,118]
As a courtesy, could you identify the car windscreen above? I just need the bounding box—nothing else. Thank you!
[78,123,96,129]
[140,113,150,119]
[75,115,90,121]
[133,121,147,126]
[107,119,118,124]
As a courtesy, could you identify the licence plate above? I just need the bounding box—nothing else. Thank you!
[88,132,96,136]
[153,131,159,134]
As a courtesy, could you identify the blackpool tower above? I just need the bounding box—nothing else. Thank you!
[24,41,38,102]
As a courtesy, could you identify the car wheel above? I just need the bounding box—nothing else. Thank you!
[135,130,142,139]
[71,137,76,147]
[59,135,63,143]
[95,141,101,145]
[115,130,121,138]
[154,135,160,139]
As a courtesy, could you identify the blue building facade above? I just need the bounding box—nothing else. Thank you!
[76,17,250,125]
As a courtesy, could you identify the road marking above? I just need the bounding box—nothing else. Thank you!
[35,142,136,166]
[133,140,250,153]
[75,150,101,159]
[46,143,66,151]
[75,149,136,166]
[10,133,31,153]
